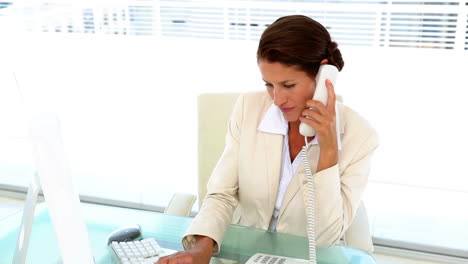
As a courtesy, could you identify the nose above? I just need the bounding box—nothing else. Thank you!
[273,87,287,106]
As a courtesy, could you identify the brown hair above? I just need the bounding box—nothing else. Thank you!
[257,15,344,77]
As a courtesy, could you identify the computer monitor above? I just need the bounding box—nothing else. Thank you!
[13,113,95,264]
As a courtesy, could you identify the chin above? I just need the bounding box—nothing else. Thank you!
[283,113,300,123]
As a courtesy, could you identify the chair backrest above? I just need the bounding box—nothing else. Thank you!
[197,93,374,253]
[197,93,240,208]
[164,193,197,216]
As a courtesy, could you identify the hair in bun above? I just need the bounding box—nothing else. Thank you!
[257,15,344,77]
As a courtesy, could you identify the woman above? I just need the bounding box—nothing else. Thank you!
[157,15,378,264]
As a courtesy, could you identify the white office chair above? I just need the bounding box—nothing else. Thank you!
[164,193,197,217]
[198,93,374,253]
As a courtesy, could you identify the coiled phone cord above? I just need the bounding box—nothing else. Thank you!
[302,136,317,264]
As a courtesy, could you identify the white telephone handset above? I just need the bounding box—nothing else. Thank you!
[299,64,339,137]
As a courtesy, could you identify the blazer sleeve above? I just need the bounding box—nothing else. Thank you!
[312,127,379,246]
[181,94,245,254]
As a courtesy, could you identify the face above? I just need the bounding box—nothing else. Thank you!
[258,60,316,123]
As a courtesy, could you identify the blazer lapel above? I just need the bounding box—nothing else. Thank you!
[277,144,320,220]
[262,132,283,211]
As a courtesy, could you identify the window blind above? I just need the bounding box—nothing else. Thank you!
[2,0,467,50]
[160,6,224,39]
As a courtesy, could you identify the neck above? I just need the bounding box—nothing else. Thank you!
[288,120,301,134]
[289,121,315,143]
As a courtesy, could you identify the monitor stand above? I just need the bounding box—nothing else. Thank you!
[13,172,41,264]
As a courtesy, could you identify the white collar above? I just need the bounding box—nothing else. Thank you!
[257,104,289,135]
[258,104,342,150]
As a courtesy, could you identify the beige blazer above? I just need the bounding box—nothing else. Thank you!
[183,91,379,253]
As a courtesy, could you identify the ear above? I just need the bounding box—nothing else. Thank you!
[320,59,328,65]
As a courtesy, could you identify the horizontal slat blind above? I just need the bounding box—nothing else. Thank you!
[384,12,458,49]
[1,1,467,47]
[160,6,224,39]
[301,10,380,47]
[0,2,12,10]
[227,8,293,41]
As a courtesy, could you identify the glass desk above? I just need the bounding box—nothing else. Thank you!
[0,203,376,264]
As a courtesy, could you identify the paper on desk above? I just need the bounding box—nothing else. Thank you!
[29,113,94,264]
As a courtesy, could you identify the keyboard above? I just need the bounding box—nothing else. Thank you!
[109,237,175,264]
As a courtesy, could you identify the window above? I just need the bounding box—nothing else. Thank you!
[466,10,468,50]
[0,0,467,259]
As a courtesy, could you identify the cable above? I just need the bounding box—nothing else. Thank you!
[302,136,316,264]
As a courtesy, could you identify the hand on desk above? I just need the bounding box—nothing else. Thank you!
[156,235,214,264]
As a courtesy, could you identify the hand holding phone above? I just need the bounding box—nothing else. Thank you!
[299,64,338,137]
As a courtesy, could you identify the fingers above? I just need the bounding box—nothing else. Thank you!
[302,106,327,124]
[302,79,337,134]
[307,79,336,111]
[305,100,327,115]
[300,108,334,135]
[303,78,336,120]
[156,252,185,264]
[299,115,320,131]
[156,254,171,264]
[156,251,198,264]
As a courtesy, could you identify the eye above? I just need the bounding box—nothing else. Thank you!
[264,82,273,88]
[284,83,296,89]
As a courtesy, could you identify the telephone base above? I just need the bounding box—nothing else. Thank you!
[246,253,309,264]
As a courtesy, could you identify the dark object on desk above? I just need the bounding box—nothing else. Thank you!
[106,224,142,245]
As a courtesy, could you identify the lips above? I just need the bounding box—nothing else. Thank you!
[280,107,294,113]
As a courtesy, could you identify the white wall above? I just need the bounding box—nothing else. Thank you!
[1,32,468,209]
